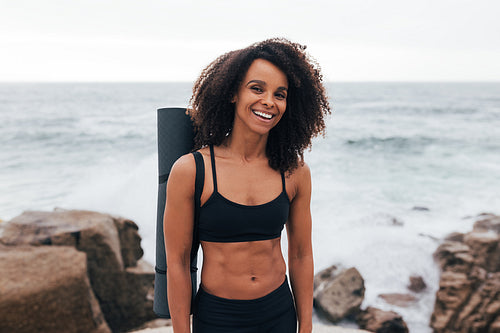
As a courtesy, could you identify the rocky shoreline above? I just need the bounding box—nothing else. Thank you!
[431,213,500,331]
[1,209,499,332]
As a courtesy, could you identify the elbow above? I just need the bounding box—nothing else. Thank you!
[289,252,314,263]
[288,241,313,261]
[167,255,191,270]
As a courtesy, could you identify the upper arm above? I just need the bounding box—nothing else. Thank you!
[286,163,313,257]
[164,153,196,266]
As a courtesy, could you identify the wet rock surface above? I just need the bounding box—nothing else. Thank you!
[356,306,409,333]
[431,213,500,332]
[313,265,365,323]
[378,293,417,307]
[313,264,410,331]
[408,275,427,292]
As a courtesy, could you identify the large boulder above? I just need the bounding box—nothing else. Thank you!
[1,209,133,270]
[313,265,365,323]
[0,244,110,333]
[0,209,155,332]
[356,307,409,333]
[431,214,500,332]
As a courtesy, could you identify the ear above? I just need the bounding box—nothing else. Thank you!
[231,95,237,104]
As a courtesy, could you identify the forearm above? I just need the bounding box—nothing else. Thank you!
[289,254,314,333]
[167,264,192,333]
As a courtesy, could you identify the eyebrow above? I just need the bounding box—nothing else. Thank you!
[246,80,288,91]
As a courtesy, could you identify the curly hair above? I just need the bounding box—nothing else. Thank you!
[188,37,331,173]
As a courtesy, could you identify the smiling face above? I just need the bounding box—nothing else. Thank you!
[232,58,288,137]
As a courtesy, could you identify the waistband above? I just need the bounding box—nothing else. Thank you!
[194,276,294,326]
[198,276,289,304]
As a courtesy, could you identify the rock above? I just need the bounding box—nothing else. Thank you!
[433,241,474,273]
[313,265,365,323]
[474,214,500,233]
[94,259,155,331]
[464,230,500,272]
[114,216,143,268]
[314,264,341,290]
[460,272,500,330]
[432,271,500,331]
[378,293,417,307]
[408,275,427,292]
[444,232,464,242]
[431,214,500,332]
[0,244,111,333]
[2,210,124,271]
[491,317,500,332]
[0,209,155,332]
[430,271,474,330]
[356,306,409,333]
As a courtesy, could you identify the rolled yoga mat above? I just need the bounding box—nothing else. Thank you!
[154,107,197,318]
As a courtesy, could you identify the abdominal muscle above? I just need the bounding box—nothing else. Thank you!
[200,237,287,300]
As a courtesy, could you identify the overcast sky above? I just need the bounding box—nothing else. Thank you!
[1,0,499,82]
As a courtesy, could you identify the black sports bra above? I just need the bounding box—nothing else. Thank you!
[198,145,290,243]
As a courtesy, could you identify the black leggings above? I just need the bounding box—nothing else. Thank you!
[193,277,297,332]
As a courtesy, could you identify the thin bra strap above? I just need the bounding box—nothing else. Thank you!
[209,144,218,192]
[280,171,286,193]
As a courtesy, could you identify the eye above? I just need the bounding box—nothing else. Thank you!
[250,86,263,93]
[275,92,287,100]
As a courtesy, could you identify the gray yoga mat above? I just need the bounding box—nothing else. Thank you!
[154,107,196,318]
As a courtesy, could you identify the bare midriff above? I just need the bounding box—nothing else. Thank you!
[200,237,286,300]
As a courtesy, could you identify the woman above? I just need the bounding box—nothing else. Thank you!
[164,38,330,333]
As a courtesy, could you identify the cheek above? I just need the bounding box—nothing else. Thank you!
[275,106,287,123]
[278,100,287,114]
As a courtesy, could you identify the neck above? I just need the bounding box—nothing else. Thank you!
[223,130,268,162]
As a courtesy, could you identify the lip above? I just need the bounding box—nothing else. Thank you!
[251,109,275,121]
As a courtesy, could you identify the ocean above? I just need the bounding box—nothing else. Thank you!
[1,82,499,331]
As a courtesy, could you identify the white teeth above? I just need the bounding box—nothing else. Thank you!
[253,111,273,119]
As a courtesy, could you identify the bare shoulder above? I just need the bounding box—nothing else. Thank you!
[171,153,196,173]
[168,153,197,190]
[286,161,312,201]
[288,161,311,184]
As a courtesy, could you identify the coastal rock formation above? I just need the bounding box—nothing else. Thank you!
[356,307,409,333]
[431,213,500,332]
[0,209,155,332]
[313,265,365,322]
[0,244,110,333]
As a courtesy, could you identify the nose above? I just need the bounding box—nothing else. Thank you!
[261,93,274,108]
